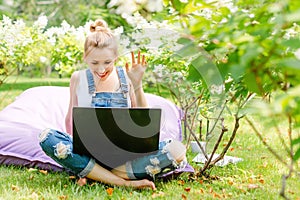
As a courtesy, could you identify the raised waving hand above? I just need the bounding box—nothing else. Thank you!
[125,51,147,91]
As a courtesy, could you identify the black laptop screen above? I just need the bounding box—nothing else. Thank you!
[73,107,161,169]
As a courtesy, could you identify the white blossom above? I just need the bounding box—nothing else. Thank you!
[39,56,48,63]
[107,0,121,8]
[210,84,225,95]
[294,48,300,60]
[115,0,139,15]
[144,0,163,13]
[2,15,12,26]
[33,15,48,29]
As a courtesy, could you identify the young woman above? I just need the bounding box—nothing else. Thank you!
[39,19,186,190]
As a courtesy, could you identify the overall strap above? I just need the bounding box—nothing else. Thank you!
[86,69,95,94]
[116,67,129,94]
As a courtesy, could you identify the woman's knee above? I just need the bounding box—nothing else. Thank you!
[39,128,52,143]
[38,128,72,160]
[165,140,186,163]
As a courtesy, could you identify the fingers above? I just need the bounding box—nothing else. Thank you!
[131,51,146,66]
[142,55,145,65]
[137,51,141,64]
[125,62,129,72]
[131,52,135,64]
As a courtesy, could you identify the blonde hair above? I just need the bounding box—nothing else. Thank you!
[84,19,118,58]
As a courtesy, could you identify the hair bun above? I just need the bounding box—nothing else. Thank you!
[90,19,109,33]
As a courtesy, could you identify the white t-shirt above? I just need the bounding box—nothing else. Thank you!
[76,69,131,107]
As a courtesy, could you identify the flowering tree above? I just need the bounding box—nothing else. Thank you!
[106,0,300,198]
[1,0,300,198]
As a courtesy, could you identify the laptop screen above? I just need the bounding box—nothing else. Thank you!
[73,107,161,169]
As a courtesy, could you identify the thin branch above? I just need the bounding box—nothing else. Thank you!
[245,116,288,167]
[207,99,228,136]
[280,116,294,200]
[210,115,242,165]
[274,123,291,156]
[186,121,208,159]
[197,100,228,172]
[185,93,204,145]
[186,90,204,144]
[200,118,228,173]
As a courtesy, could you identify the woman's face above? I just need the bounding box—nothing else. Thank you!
[85,47,117,81]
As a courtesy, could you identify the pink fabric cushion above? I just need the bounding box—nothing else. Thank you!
[0,86,183,170]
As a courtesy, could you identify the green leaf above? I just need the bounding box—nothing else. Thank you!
[174,41,199,59]
[293,147,300,161]
[234,34,255,44]
[244,72,261,94]
[229,63,246,80]
[182,0,198,14]
[176,37,193,45]
[170,0,187,13]
[285,9,300,22]
[292,137,300,146]
[240,44,263,67]
[281,38,300,49]
[188,55,224,87]
[277,58,300,70]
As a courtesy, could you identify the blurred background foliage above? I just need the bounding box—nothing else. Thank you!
[1,1,299,195]
[1,0,300,177]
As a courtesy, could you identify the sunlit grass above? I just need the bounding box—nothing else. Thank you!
[0,76,299,199]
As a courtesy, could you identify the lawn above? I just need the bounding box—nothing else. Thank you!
[0,77,299,200]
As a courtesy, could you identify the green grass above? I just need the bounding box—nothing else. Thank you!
[0,77,299,200]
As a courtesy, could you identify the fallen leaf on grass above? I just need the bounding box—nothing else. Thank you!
[58,195,68,200]
[177,180,185,185]
[11,185,19,192]
[181,194,187,200]
[106,187,114,196]
[28,174,34,180]
[69,176,76,179]
[288,190,294,194]
[90,182,97,187]
[258,178,265,184]
[237,185,247,193]
[213,192,222,198]
[39,169,48,175]
[184,187,191,192]
[228,179,234,185]
[199,188,205,194]
[248,177,254,184]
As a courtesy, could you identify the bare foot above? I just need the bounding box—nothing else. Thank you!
[128,179,156,190]
[77,177,87,186]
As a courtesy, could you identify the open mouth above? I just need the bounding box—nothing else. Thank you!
[94,71,108,79]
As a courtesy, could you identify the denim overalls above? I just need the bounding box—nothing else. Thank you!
[39,67,184,180]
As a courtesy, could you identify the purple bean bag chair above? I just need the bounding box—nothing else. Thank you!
[0,86,193,175]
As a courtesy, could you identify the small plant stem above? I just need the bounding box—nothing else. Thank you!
[245,116,288,167]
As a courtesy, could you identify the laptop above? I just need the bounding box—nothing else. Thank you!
[72,107,161,169]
